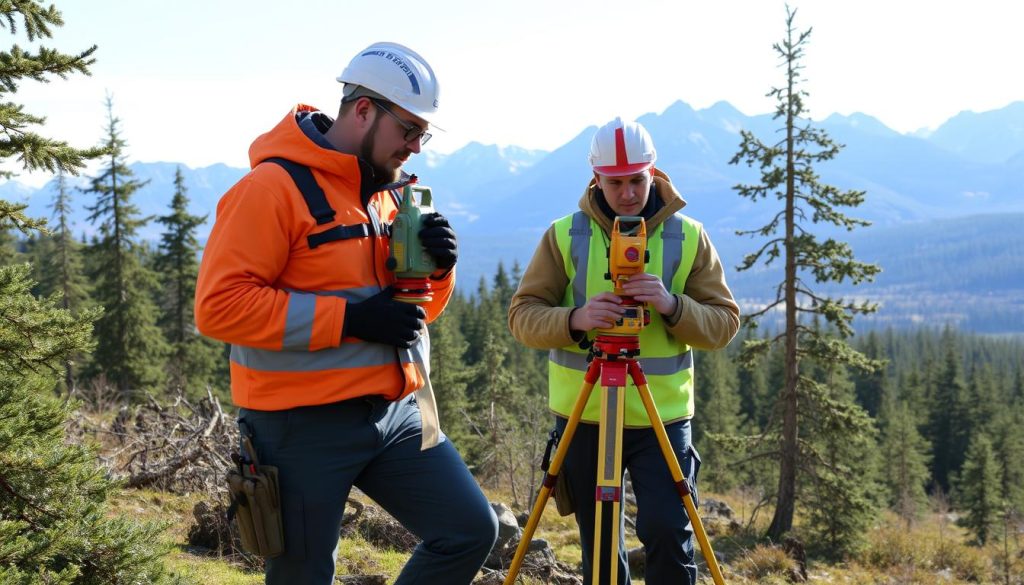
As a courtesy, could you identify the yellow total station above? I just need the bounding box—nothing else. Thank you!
[600,216,650,336]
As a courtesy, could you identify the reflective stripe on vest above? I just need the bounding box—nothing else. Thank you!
[230,284,422,375]
[549,210,701,426]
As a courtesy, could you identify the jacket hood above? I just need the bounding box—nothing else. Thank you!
[578,167,687,235]
[248,104,362,179]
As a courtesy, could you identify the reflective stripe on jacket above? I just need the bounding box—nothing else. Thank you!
[548,210,701,426]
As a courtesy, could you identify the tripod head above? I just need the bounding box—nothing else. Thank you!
[598,216,650,337]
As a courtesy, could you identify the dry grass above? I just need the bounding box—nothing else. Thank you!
[104,477,1024,585]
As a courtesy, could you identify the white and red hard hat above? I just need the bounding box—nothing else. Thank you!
[588,117,657,176]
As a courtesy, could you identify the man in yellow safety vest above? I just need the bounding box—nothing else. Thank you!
[508,117,739,585]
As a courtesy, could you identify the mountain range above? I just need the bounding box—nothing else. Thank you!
[4,100,1023,334]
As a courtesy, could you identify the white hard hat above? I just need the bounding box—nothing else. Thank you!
[338,42,441,127]
[588,117,656,176]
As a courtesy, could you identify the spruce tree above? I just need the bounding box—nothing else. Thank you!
[0,226,19,263]
[36,170,92,394]
[926,343,970,492]
[800,355,877,557]
[734,328,773,429]
[82,96,168,396]
[880,402,931,529]
[0,2,184,582]
[695,349,742,492]
[989,408,1024,514]
[428,292,474,449]
[154,166,220,393]
[852,330,886,418]
[728,5,881,541]
[956,433,1002,545]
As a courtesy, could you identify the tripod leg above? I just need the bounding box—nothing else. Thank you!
[593,381,626,585]
[502,360,601,585]
[630,364,728,585]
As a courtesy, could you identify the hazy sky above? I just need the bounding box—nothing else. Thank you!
[13,0,1023,184]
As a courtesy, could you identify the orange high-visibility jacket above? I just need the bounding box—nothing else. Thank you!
[195,104,454,411]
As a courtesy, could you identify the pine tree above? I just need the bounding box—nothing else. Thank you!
[728,5,881,541]
[82,96,168,396]
[956,433,1002,545]
[35,170,93,394]
[154,166,221,393]
[0,2,184,582]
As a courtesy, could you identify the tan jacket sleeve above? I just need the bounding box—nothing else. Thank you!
[507,226,578,350]
[662,228,740,350]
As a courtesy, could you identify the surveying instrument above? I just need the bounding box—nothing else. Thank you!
[502,216,727,585]
[386,179,436,303]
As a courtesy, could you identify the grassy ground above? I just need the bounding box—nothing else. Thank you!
[110,486,1022,584]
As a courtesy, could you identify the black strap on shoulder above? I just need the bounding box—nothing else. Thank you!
[262,157,373,249]
[264,157,335,225]
[307,223,371,249]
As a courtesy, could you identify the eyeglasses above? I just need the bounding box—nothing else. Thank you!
[371,99,432,145]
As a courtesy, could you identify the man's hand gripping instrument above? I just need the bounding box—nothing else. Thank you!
[600,215,650,336]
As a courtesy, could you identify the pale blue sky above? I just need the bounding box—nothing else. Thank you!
[14,0,1024,184]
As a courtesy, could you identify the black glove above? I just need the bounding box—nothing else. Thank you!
[343,288,425,348]
[419,212,458,271]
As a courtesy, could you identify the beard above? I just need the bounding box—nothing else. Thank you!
[359,118,401,187]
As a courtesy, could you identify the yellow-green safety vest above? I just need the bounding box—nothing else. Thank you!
[549,210,701,426]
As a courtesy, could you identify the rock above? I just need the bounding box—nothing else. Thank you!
[339,503,419,553]
[491,502,522,549]
[337,576,387,585]
[701,498,735,520]
[515,511,530,528]
[627,545,646,575]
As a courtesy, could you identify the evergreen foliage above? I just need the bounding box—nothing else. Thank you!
[879,402,931,528]
[427,292,473,448]
[154,166,221,393]
[955,434,1002,545]
[799,357,877,557]
[727,5,881,542]
[82,96,168,396]
[0,264,183,584]
[0,224,19,263]
[0,1,104,176]
[694,349,742,493]
[33,170,92,394]
[925,341,970,492]
[0,4,185,582]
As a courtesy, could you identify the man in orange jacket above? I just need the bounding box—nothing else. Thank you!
[196,42,497,584]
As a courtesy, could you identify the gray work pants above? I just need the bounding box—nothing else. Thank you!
[239,394,498,585]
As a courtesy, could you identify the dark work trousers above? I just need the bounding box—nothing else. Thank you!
[239,394,498,585]
[554,416,701,585]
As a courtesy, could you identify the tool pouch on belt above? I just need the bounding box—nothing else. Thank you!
[226,434,284,558]
[542,429,575,516]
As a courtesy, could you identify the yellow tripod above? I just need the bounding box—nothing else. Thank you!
[502,331,727,585]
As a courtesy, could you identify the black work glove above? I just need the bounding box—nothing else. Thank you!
[343,288,425,348]
[419,212,458,271]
